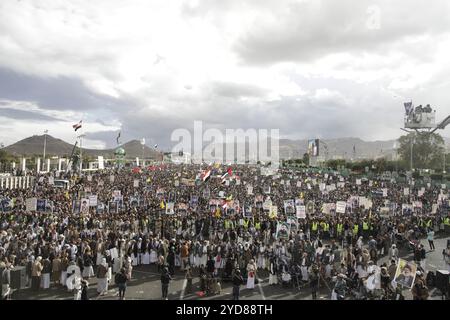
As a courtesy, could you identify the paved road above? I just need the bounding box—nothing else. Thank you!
[11,235,449,300]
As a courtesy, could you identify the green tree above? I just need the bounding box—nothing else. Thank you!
[398,132,444,170]
[302,153,309,165]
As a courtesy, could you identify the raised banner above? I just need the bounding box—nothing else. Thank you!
[89,195,98,207]
[165,202,175,214]
[296,205,306,219]
[394,259,417,290]
[275,221,290,240]
[336,201,347,214]
[26,197,37,212]
[263,198,272,212]
[322,203,336,215]
[133,179,139,188]
[269,205,278,219]
[284,199,296,215]
[36,199,46,212]
[306,201,314,215]
[80,198,90,214]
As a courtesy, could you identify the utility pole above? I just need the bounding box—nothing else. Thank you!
[444,146,447,174]
[410,134,414,172]
[401,128,415,172]
[78,133,85,172]
[43,129,48,171]
[141,138,145,167]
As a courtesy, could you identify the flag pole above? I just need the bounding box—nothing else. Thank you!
[78,123,85,173]
[43,129,48,172]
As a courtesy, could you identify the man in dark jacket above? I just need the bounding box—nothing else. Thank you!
[161,266,172,300]
[206,256,215,276]
[167,248,175,276]
[115,268,128,300]
[232,269,244,300]
[309,265,320,300]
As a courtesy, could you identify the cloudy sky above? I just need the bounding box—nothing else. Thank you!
[1,0,449,150]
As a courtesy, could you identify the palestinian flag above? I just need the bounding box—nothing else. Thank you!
[220,167,233,183]
[201,169,211,182]
[72,120,82,131]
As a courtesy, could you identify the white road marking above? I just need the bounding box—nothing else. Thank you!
[257,278,266,300]
[180,279,187,300]
[133,270,162,276]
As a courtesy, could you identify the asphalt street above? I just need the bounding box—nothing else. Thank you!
[11,234,449,300]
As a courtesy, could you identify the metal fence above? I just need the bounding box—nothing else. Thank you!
[0,176,35,190]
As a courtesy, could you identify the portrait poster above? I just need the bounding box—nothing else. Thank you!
[36,199,46,212]
[394,259,417,290]
[276,221,290,240]
[80,198,90,214]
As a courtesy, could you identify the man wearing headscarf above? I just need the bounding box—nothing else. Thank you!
[97,258,109,296]
[246,259,257,289]
[41,256,52,289]
[31,256,43,291]
[51,254,62,287]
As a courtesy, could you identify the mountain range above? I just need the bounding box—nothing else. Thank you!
[2,135,162,159]
[2,134,449,161]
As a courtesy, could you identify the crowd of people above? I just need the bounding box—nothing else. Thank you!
[0,163,449,300]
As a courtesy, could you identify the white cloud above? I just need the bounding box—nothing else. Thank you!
[0,0,449,146]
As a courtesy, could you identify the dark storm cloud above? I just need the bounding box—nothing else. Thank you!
[0,67,123,111]
[0,107,64,122]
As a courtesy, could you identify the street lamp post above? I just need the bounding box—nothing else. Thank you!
[43,129,48,172]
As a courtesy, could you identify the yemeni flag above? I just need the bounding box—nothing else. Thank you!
[72,120,82,131]
[201,169,211,182]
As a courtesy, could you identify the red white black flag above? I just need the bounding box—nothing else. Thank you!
[73,120,82,131]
